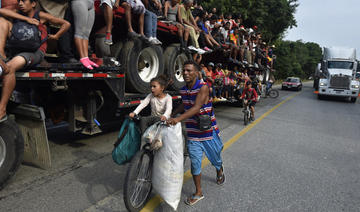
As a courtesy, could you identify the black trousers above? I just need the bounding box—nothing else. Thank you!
[58,6,75,60]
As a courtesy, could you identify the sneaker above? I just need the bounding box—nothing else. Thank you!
[196,48,206,55]
[105,33,113,45]
[188,46,197,51]
[251,116,255,121]
[148,37,158,45]
[213,97,220,102]
[154,38,162,45]
[127,31,141,38]
[204,46,211,51]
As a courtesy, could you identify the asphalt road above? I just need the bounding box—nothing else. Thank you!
[1,82,360,212]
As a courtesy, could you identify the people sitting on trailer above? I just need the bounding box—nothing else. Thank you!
[164,0,190,50]
[0,0,70,120]
[194,9,220,51]
[143,0,162,45]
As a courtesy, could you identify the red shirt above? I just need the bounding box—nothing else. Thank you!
[241,88,258,101]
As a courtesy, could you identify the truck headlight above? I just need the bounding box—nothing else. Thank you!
[320,82,327,86]
[351,85,359,89]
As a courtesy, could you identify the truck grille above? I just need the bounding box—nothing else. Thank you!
[330,75,350,89]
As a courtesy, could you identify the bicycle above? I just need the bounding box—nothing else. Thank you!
[123,118,187,212]
[242,100,254,125]
[264,83,279,98]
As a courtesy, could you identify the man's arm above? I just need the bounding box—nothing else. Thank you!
[40,11,70,40]
[0,8,39,25]
[172,85,209,123]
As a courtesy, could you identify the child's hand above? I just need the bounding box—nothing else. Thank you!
[160,116,167,121]
[129,112,135,118]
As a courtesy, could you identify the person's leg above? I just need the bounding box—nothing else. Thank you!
[144,10,152,38]
[184,26,190,47]
[203,131,224,181]
[101,2,113,44]
[138,13,145,36]
[72,0,88,59]
[0,56,26,118]
[0,17,12,58]
[176,24,185,48]
[122,2,135,33]
[225,85,229,98]
[185,24,197,48]
[250,105,255,118]
[102,3,113,34]
[151,12,157,38]
[187,140,204,201]
[208,34,220,47]
[58,6,75,61]
[203,34,213,48]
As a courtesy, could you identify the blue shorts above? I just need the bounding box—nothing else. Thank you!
[187,130,223,175]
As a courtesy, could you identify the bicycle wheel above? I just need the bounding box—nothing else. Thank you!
[124,147,153,212]
[268,89,279,98]
[243,110,249,125]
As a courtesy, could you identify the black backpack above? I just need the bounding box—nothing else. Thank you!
[7,11,47,53]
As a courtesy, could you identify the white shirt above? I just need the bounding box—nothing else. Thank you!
[133,93,173,119]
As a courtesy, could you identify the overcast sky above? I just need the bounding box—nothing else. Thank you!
[285,0,360,58]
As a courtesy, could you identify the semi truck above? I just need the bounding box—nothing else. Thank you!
[317,47,360,102]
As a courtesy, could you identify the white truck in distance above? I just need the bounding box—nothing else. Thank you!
[318,47,360,102]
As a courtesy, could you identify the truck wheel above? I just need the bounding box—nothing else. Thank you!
[118,40,164,94]
[350,97,357,103]
[0,118,24,189]
[318,95,323,100]
[164,45,188,90]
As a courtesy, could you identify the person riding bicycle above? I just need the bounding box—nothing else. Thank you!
[265,78,274,96]
[129,75,172,133]
[241,81,258,121]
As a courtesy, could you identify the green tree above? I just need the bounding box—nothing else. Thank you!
[274,40,322,79]
[202,0,298,42]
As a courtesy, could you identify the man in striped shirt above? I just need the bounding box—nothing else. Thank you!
[168,60,225,206]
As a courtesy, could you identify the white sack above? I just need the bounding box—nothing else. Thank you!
[152,123,184,210]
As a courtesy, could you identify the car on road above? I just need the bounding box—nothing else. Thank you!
[282,77,303,91]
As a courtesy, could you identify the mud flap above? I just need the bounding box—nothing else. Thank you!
[9,104,51,169]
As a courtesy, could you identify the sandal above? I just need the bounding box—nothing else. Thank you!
[216,166,225,186]
[184,194,204,206]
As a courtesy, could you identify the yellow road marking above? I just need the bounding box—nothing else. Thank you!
[140,92,300,212]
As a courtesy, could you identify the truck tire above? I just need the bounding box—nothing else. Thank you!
[350,97,357,103]
[118,40,164,94]
[318,95,324,100]
[164,45,188,90]
[0,118,24,189]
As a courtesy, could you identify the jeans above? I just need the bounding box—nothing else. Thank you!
[144,10,157,38]
[188,130,223,175]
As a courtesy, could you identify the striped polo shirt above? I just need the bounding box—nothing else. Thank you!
[180,79,220,141]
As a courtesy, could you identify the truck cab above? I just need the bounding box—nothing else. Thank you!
[318,47,360,102]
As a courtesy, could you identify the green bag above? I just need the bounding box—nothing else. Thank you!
[112,118,141,165]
